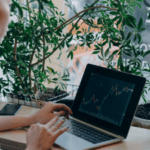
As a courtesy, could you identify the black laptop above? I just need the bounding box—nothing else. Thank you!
[55,63,146,150]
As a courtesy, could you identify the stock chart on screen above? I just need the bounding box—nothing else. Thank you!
[78,74,135,126]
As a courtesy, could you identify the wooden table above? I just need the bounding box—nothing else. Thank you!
[0,102,150,150]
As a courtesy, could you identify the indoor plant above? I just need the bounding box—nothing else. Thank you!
[0,0,150,110]
[66,0,150,126]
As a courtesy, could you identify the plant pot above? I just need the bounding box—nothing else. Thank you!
[133,100,150,127]
[17,94,25,105]
[12,94,19,104]
[6,88,69,108]
[25,101,31,106]
[31,101,36,108]
[6,93,13,103]
[18,100,25,105]
[37,88,69,102]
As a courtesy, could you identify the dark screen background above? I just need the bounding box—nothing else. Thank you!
[78,74,135,126]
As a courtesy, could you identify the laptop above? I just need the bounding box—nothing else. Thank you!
[55,63,146,150]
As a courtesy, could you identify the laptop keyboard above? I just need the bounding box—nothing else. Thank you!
[61,118,117,144]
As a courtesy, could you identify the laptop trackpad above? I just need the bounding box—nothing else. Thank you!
[55,132,93,150]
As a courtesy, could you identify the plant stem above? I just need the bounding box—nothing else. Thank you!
[42,33,46,72]
[26,0,31,21]
[31,5,118,67]
[13,38,23,86]
[28,45,36,89]
[51,5,117,33]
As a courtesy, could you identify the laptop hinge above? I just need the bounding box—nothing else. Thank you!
[69,115,124,141]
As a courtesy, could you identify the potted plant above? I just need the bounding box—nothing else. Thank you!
[65,0,150,126]
[0,0,150,112]
[0,0,73,106]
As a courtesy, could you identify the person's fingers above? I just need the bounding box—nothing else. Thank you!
[54,111,69,119]
[29,124,35,131]
[51,146,62,150]
[50,117,66,132]
[52,103,73,115]
[54,126,69,139]
[54,111,66,116]
[45,114,60,129]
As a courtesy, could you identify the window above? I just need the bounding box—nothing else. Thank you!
[67,0,150,104]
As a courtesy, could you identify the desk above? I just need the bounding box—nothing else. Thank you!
[0,102,150,150]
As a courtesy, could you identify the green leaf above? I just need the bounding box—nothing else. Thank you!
[101,47,104,57]
[136,2,142,9]
[117,57,121,67]
[61,78,70,81]
[112,2,118,7]
[134,34,137,41]
[92,51,100,54]
[138,27,145,32]
[67,36,73,43]
[75,24,80,30]
[76,31,81,34]
[70,51,73,59]
[126,22,135,28]
[137,34,142,44]
[38,1,43,10]
[138,18,143,29]
[110,40,120,46]
[12,0,23,18]
[94,45,100,50]
[108,55,114,62]
[110,11,119,15]
[125,65,130,72]
[20,69,27,75]
[117,18,122,26]
[148,13,150,19]
[98,55,104,60]
[29,0,36,3]
[123,51,132,57]
[67,51,74,59]
[97,17,102,25]
[47,67,56,74]
[143,50,150,57]
[112,16,120,22]
[125,15,136,28]
[112,50,119,55]
[105,48,110,57]
[126,32,132,40]
[52,78,58,81]
[120,30,124,40]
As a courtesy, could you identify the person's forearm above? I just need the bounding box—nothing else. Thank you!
[0,115,36,131]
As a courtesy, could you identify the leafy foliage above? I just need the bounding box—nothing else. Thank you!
[0,0,149,103]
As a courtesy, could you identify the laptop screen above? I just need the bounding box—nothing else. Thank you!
[72,64,146,138]
[78,73,135,127]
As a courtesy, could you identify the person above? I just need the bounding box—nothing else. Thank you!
[0,0,73,150]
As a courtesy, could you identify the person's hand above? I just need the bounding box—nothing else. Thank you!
[31,102,73,124]
[26,114,68,150]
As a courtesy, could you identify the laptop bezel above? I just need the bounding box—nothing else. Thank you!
[71,63,146,139]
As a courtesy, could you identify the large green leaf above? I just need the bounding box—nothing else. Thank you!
[12,0,23,18]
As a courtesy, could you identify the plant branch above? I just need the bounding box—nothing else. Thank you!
[13,38,23,85]
[28,44,36,88]
[26,0,31,21]
[31,16,84,67]
[42,33,46,72]
[35,4,117,40]
[31,4,117,67]
[30,3,117,62]
[52,5,117,33]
